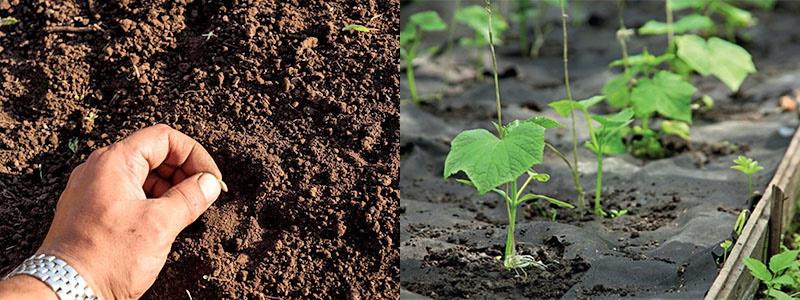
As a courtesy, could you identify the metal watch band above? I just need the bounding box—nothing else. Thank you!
[3,254,99,300]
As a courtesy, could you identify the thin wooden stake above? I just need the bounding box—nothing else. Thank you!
[768,185,785,257]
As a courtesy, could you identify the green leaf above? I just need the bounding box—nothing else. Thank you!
[409,11,447,31]
[527,170,550,182]
[603,74,632,108]
[549,96,605,117]
[609,51,674,69]
[669,0,706,10]
[639,15,714,35]
[589,109,634,155]
[772,274,795,286]
[714,1,755,27]
[744,257,773,282]
[676,35,756,91]
[455,5,508,45]
[767,289,793,300]
[661,120,691,140]
[444,121,546,194]
[518,193,575,208]
[720,240,732,250]
[731,156,764,176]
[769,250,799,273]
[526,116,562,129]
[630,71,695,123]
[342,24,371,32]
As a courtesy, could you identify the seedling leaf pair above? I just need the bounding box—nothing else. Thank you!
[444,121,545,194]
[676,35,756,91]
[744,250,799,298]
[549,95,605,117]
[587,109,635,155]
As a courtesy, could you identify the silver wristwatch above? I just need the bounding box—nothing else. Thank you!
[3,254,100,300]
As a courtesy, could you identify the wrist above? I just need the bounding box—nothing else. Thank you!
[34,247,112,300]
[0,275,59,300]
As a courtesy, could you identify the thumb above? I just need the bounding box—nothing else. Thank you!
[158,172,222,229]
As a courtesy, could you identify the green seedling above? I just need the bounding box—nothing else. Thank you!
[0,17,18,27]
[720,239,733,264]
[401,11,446,105]
[731,156,764,200]
[455,4,508,80]
[342,24,371,33]
[609,209,629,218]
[550,97,634,217]
[603,48,696,159]
[68,138,79,153]
[735,209,749,237]
[744,249,800,300]
[444,3,572,276]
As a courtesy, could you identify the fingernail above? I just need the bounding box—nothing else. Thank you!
[198,173,222,203]
[219,179,229,192]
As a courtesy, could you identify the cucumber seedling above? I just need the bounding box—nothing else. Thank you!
[455,4,508,80]
[731,155,764,200]
[550,97,634,217]
[744,249,800,299]
[609,209,628,218]
[444,3,572,275]
[401,11,447,105]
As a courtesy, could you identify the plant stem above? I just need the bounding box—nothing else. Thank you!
[504,198,517,264]
[446,0,462,55]
[487,3,503,130]
[559,0,586,209]
[747,174,753,199]
[517,0,529,56]
[666,0,675,52]
[406,55,419,105]
[595,151,605,216]
[560,0,573,102]
[617,0,631,76]
[546,143,585,208]
[475,32,484,81]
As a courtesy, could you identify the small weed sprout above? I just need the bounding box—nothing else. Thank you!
[400,11,446,105]
[744,249,800,299]
[734,209,748,237]
[609,209,628,218]
[444,2,572,275]
[68,138,79,153]
[342,24,371,33]
[720,239,732,264]
[0,17,18,27]
[731,155,764,199]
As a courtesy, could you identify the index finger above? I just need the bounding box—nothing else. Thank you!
[112,124,223,185]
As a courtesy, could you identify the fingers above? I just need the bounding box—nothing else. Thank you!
[155,172,222,230]
[114,124,222,185]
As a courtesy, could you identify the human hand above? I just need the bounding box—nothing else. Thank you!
[34,124,227,299]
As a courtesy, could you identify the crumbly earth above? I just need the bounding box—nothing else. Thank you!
[401,1,800,299]
[0,0,399,299]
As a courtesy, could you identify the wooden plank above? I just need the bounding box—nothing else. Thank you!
[706,127,800,299]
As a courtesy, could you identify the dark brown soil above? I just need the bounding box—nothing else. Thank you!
[0,0,398,299]
[403,240,589,299]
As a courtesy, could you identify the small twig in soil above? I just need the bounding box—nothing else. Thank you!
[43,24,101,33]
